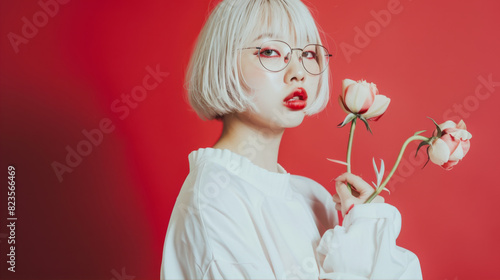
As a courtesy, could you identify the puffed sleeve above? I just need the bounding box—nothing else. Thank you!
[161,162,278,280]
[316,203,422,279]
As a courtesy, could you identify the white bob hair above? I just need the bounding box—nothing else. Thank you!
[186,0,330,120]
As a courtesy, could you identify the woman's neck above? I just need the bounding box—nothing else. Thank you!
[212,114,285,173]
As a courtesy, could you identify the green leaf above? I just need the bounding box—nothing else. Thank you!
[327,158,349,166]
[372,158,385,188]
[414,130,426,136]
[338,113,356,128]
[422,147,431,169]
[359,116,373,134]
[415,141,429,157]
[427,117,442,137]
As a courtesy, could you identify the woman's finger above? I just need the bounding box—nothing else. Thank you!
[335,180,352,201]
[335,203,342,211]
[332,194,341,203]
[351,188,361,198]
[335,181,357,216]
[335,173,373,194]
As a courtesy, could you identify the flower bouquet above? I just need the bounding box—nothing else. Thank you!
[330,79,472,203]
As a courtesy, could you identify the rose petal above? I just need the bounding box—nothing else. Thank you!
[369,82,379,95]
[449,142,465,161]
[449,129,472,141]
[440,133,460,153]
[358,94,374,114]
[342,79,357,96]
[343,84,358,112]
[434,120,457,136]
[362,95,390,120]
[429,138,450,165]
[442,160,459,170]
[438,120,457,131]
[461,139,471,156]
[338,95,351,114]
[345,83,370,113]
[456,120,467,130]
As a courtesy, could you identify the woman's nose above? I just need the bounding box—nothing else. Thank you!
[284,51,305,82]
[285,50,303,64]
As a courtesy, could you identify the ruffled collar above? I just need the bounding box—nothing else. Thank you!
[188,148,291,196]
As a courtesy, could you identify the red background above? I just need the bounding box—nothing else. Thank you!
[1,0,499,279]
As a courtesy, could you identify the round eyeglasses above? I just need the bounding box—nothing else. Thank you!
[243,40,332,75]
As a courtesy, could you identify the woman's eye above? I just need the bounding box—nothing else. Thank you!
[302,51,316,59]
[259,48,280,57]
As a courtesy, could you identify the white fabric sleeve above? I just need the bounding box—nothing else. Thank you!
[316,203,422,280]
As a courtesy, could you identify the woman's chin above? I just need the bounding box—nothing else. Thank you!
[274,111,307,128]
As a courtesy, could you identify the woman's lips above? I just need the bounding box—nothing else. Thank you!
[283,88,308,110]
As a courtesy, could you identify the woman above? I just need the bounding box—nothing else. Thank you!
[161,0,422,279]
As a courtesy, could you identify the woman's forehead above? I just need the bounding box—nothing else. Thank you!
[246,30,316,47]
[237,0,320,47]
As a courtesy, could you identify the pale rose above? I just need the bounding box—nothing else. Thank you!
[339,79,391,121]
[428,120,472,170]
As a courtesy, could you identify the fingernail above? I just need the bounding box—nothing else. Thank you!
[345,204,355,215]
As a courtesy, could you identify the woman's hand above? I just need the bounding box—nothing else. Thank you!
[333,172,385,217]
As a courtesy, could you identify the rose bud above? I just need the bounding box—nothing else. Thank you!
[339,79,391,121]
[428,120,472,170]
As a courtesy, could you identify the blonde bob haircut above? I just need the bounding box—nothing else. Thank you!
[186,0,330,120]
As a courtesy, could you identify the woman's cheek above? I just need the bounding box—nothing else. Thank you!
[305,76,320,104]
[241,61,274,90]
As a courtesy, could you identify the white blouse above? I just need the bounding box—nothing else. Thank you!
[161,148,422,279]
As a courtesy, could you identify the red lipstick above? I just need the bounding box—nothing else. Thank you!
[283,88,308,110]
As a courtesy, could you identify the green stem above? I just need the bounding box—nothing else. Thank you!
[365,135,429,203]
[345,118,357,193]
[347,118,356,173]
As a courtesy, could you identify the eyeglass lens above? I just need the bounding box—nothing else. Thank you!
[258,41,329,75]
